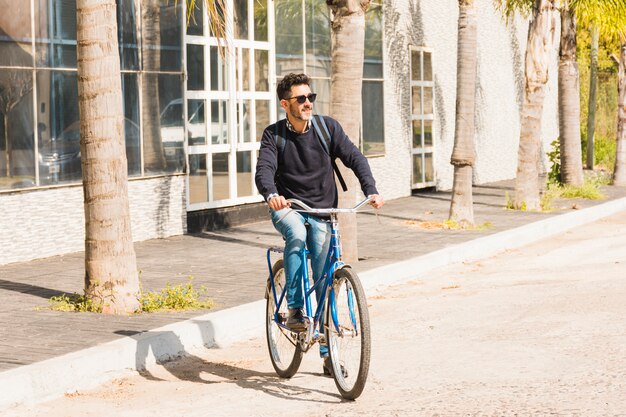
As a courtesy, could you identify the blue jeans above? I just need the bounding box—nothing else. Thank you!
[270,208,330,357]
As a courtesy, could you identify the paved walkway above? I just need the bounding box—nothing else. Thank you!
[0,180,625,376]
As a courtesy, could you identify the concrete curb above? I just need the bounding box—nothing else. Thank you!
[2,196,626,411]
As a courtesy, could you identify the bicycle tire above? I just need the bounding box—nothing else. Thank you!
[265,259,304,378]
[325,267,371,400]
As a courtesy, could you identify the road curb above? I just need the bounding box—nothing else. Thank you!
[2,196,626,411]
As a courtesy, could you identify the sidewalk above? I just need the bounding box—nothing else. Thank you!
[1,180,626,410]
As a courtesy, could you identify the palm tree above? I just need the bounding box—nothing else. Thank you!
[499,0,559,209]
[586,24,599,170]
[327,0,370,263]
[613,38,626,185]
[558,0,584,185]
[76,0,224,314]
[449,0,478,226]
[76,0,140,314]
[574,0,626,184]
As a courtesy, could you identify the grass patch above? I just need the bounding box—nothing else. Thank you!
[540,177,606,211]
[139,278,214,312]
[48,293,102,313]
[44,277,214,313]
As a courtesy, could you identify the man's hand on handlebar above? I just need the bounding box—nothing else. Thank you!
[368,194,384,209]
[268,195,291,211]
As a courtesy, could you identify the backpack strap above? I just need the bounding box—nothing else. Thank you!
[311,115,348,192]
[274,120,287,172]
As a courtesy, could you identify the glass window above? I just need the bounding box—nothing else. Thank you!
[234,0,249,40]
[412,120,421,148]
[411,50,421,81]
[362,81,384,156]
[241,100,251,143]
[305,0,330,78]
[237,47,250,91]
[255,49,269,91]
[189,153,208,203]
[413,154,423,183]
[363,2,383,79]
[188,99,206,145]
[411,86,421,115]
[118,0,139,70]
[211,100,228,145]
[212,152,229,200]
[423,51,432,81]
[236,151,252,197]
[141,0,183,72]
[275,0,303,76]
[423,86,433,114]
[36,70,80,186]
[424,153,434,182]
[35,0,78,68]
[210,46,227,91]
[0,1,34,67]
[310,78,330,116]
[143,73,184,175]
[253,0,268,42]
[255,100,270,141]
[0,70,35,189]
[122,74,140,176]
[187,44,205,90]
[424,119,432,146]
[410,47,435,187]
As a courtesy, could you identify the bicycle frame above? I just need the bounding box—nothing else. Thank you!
[266,197,370,351]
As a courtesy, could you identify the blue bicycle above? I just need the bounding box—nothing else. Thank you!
[265,197,372,400]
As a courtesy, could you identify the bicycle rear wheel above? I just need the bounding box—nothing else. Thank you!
[265,259,303,378]
[325,267,371,400]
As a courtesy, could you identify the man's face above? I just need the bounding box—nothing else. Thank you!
[281,84,313,122]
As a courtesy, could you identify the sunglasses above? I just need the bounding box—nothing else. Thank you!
[285,93,317,104]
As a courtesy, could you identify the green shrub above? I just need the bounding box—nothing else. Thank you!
[45,277,214,313]
[139,278,214,312]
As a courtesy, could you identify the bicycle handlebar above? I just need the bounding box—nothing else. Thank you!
[286,197,373,215]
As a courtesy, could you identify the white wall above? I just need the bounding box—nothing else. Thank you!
[0,176,186,265]
[371,0,559,195]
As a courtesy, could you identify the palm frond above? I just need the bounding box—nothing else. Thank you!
[573,0,626,41]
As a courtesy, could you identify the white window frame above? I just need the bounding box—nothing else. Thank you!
[409,45,435,188]
[185,0,275,211]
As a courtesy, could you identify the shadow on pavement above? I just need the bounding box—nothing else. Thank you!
[0,278,66,299]
[114,324,344,402]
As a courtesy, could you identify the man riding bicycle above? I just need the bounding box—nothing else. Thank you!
[255,73,384,376]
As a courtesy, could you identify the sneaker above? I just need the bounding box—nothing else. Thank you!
[286,308,306,331]
[323,356,348,378]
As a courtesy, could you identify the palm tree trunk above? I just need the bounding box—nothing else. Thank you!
[613,41,626,186]
[449,0,477,226]
[587,26,599,170]
[514,0,557,210]
[328,0,369,263]
[76,0,140,314]
[558,2,583,185]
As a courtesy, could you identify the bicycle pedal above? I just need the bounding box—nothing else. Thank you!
[277,312,286,324]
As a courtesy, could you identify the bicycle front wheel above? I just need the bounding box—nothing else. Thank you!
[325,267,371,400]
[265,259,303,378]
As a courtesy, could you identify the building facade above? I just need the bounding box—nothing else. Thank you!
[0,0,559,265]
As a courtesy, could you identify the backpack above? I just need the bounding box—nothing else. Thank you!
[274,115,348,192]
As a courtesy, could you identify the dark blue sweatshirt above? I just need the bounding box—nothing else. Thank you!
[255,116,378,209]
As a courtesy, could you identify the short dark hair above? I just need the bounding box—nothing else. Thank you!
[276,73,311,100]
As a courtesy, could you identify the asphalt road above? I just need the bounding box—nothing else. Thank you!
[6,212,626,417]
